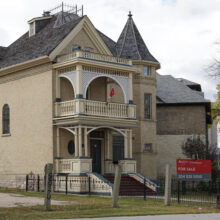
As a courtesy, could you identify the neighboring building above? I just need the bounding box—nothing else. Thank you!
[156,74,212,176]
[0,5,214,191]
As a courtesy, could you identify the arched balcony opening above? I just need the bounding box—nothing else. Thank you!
[85,76,125,104]
[60,77,75,101]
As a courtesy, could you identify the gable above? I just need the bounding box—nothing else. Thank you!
[60,28,99,55]
[49,16,112,60]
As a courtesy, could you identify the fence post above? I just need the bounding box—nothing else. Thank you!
[44,163,53,211]
[217,178,220,209]
[112,164,122,208]
[26,175,29,192]
[164,164,171,205]
[37,175,40,192]
[177,180,180,204]
[65,175,68,195]
[88,176,91,195]
[144,178,146,201]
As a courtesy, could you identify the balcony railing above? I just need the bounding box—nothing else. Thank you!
[56,50,132,66]
[55,99,136,119]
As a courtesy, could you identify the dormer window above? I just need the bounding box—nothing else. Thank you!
[29,22,35,37]
[144,66,150,76]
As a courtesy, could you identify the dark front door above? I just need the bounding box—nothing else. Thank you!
[90,139,102,173]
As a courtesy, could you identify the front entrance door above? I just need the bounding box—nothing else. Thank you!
[90,139,102,173]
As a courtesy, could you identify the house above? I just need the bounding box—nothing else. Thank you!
[0,4,213,192]
[156,74,212,176]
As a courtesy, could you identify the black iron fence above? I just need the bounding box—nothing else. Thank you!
[2,173,219,206]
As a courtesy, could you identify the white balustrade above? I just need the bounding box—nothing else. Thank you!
[55,99,136,119]
[56,50,132,66]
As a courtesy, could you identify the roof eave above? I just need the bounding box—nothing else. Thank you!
[132,60,160,69]
[0,56,51,76]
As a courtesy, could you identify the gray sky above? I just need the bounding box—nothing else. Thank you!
[0,0,219,101]
[0,0,219,145]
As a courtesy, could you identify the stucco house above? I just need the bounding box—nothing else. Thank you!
[0,5,213,193]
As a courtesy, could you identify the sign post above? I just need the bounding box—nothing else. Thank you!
[176,159,211,181]
[44,163,53,211]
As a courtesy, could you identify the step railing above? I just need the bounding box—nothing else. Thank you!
[55,99,136,119]
[128,173,159,193]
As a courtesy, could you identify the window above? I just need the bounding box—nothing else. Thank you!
[29,22,35,37]
[144,66,150,76]
[72,45,81,52]
[112,136,124,162]
[2,104,10,134]
[144,144,152,152]
[68,140,75,155]
[144,93,151,119]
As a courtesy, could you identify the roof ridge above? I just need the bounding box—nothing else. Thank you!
[130,17,141,60]
[117,18,129,57]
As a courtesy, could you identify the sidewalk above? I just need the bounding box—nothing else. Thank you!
[55,213,220,220]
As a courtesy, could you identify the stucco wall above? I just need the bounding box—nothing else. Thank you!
[156,134,206,177]
[0,65,53,175]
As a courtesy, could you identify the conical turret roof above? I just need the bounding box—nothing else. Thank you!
[116,12,158,63]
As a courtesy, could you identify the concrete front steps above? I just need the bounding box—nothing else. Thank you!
[103,175,156,196]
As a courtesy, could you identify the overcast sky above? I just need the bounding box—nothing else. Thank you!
[0,0,220,101]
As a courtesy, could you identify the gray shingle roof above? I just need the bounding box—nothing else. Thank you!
[96,30,117,56]
[0,15,83,69]
[0,46,7,58]
[156,73,209,104]
[116,15,158,63]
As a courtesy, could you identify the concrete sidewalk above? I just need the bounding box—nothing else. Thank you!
[56,213,220,220]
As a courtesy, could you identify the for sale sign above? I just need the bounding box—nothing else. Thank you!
[176,159,211,181]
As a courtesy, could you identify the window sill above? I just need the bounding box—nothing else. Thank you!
[2,133,11,137]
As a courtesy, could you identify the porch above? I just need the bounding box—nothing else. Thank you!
[54,127,136,175]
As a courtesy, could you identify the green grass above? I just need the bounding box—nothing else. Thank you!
[0,188,220,220]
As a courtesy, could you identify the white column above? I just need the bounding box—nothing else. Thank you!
[106,130,110,159]
[56,127,60,157]
[124,130,128,159]
[79,126,82,157]
[128,72,133,103]
[84,127,88,157]
[76,64,83,98]
[74,128,79,157]
[56,71,61,100]
[129,129,133,158]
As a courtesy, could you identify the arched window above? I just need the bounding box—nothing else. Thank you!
[2,104,10,134]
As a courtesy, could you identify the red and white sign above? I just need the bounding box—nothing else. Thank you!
[176,159,211,181]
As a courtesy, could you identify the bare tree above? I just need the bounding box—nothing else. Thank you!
[182,136,217,161]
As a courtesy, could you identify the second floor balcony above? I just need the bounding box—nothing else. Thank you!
[55,99,136,120]
[56,50,132,67]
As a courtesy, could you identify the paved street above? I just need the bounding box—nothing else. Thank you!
[56,213,220,220]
